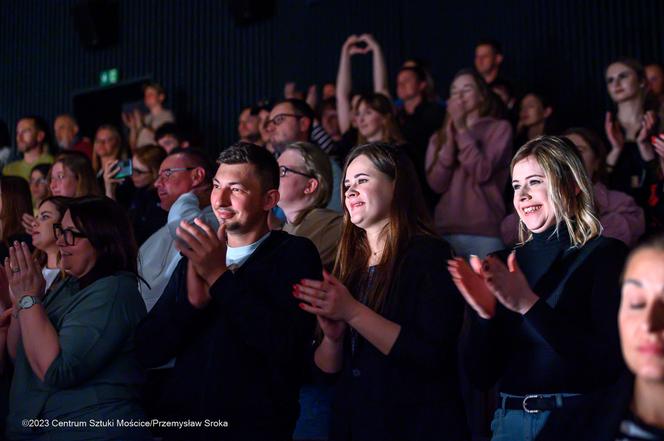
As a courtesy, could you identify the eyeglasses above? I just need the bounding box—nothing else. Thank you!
[29,177,48,185]
[279,165,314,178]
[53,223,88,246]
[266,113,302,127]
[157,167,195,180]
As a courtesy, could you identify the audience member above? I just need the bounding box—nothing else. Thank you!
[237,106,261,143]
[268,98,342,211]
[514,91,559,148]
[501,129,645,247]
[0,120,12,171]
[645,63,664,106]
[154,122,190,153]
[320,97,342,142]
[136,142,322,441]
[449,136,627,440]
[30,196,70,291]
[53,114,93,159]
[647,135,664,234]
[474,39,504,86]
[425,68,512,258]
[123,82,175,150]
[402,57,438,103]
[5,197,151,440]
[124,145,168,246]
[0,176,33,261]
[28,163,51,214]
[278,142,342,271]
[3,116,54,182]
[396,65,445,205]
[538,234,664,440]
[295,143,469,440]
[49,151,100,198]
[604,58,659,207]
[138,148,216,311]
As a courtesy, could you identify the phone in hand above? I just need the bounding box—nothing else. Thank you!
[651,134,664,145]
[114,159,133,179]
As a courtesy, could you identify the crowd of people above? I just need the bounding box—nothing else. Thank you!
[0,35,662,441]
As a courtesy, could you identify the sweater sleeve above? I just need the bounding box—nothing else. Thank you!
[135,257,205,368]
[425,132,457,194]
[44,276,147,388]
[209,237,322,366]
[455,120,512,185]
[598,189,645,248]
[387,240,465,374]
[522,240,627,381]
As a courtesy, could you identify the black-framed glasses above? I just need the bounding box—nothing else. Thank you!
[53,223,88,246]
[279,165,314,178]
[157,167,195,180]
[266,113,302,127]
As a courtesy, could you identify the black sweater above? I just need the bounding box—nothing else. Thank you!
[462,226,628,395]
[328,236,469,441]
[135,231,322,441]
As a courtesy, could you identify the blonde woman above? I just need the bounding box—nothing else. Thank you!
[448,136,628,440]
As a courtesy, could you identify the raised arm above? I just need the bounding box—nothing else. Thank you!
[336,35,359,134]
[360,34,390,98]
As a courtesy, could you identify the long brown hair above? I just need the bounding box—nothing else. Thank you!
[52,151,101,197]
[92,124,126,172]
[356,93,405,146]
[427,68,501,175]
[33,196,71,268]
[333,143,436,313]
[0,176,33,242]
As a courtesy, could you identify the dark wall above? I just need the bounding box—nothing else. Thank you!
[1,0,664,155]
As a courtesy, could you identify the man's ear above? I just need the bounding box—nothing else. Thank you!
[264,188,280,210]
[304,178,319,195]
[543,107,553,119]
[191,167,206,186]
[495,53,504,66]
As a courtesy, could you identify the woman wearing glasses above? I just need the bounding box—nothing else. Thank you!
[278,142,342,271]
[104,145,168,246]
[5,197,150,441]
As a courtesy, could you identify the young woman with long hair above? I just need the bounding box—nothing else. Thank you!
[294,143,469,440]
[30,196,70,291]
[449,136,628,440]
[425,68,513,258]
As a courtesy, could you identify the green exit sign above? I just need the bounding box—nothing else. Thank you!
[99,68,119,86]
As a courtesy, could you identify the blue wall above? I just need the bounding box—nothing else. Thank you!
[2,0,664,154]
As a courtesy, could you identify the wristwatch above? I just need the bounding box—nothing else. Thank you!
[13,296,42,318]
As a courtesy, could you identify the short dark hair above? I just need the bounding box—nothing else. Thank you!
[217,142,279,191]
[278,98,315,123]
[168,147,215,185]
[250,98,274,116]
[68,197,138,276]
[476,38,503,55]
[397,66,427,83]
[143,81,166,96]
[155,122,186,143]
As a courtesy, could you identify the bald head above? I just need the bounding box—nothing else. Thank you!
[54,114,79,149]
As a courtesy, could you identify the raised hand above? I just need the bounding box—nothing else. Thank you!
[448,255,496,319]
[482,252,538,315]
[294,270,361,322]
[605,111,625,151]
[176,219,228,286]
[4,242,46,301]
[357,33,379,52]
[636,111,657,161]
[447,95,467,131]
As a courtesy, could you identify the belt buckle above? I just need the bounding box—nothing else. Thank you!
[522,394,541,414]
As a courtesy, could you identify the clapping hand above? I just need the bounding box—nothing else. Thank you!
[448,255,496,319]
[3,242,45,302]
[605,112,625,151]
[176,219,228,287]
[293,270,361,323]
[636,111,657,161]
[482,253,538,315]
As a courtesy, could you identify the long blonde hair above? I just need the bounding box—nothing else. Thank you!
[512,136,601,247]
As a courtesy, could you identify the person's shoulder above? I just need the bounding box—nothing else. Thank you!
[586,234,629,256]
[268,230,319,254]
[307,208,343,223]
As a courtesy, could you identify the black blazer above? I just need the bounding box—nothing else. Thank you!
[135,231,322,441]
[328,235,469,441]
[537,372,637,441]
[462,234,629,395]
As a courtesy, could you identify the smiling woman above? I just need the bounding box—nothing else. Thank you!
[449,136,629,440]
